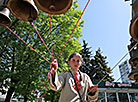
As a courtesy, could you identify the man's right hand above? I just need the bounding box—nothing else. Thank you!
[50,59,58,74]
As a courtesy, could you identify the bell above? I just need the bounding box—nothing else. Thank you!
[128,57,138,83]
[7,0,38,21]
[130,0,138,41]
[33,0,73,15]
[0,6,12,26]
[128,60,138,83]
[128,38,138,83]
[129,16,138,42]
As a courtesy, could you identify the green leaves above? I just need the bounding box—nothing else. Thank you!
[0,0,84,101]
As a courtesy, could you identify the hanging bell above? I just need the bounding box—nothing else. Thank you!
[128,58,138,83]
[128,38,138,83]
[33,0,73,15]
[130,0,138,41]
[0,6,12,26]
[7,0,38,21]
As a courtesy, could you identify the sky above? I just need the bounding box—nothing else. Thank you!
[77,0,132,81]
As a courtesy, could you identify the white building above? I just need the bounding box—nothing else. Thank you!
[119,60,132,83]
[97,81,138,102]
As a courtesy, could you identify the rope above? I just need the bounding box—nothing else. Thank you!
[34,69,52,98]
[97,67,132,102]
[30,22,53,59]
[87,42,138,102]
[34,11,55,98]
[4,25,50,64]
[57,0,91,60]
[4,0,91,99]
[50,11,54,59]
[5,23,53,98]
[98,42,138,85]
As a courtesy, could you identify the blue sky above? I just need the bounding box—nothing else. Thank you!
[77,0,131,81]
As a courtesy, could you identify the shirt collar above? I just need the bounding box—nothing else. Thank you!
[70,69,79,74]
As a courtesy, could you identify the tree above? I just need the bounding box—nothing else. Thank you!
[0,0,84,101]
[80,40,114,82]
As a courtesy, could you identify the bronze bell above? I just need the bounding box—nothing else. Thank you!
[128,38,138,83]
[33,0,73,15]
[130,0,138,41]
[7,0,38,21]
[128,58,138,83]
[0,6,12,26]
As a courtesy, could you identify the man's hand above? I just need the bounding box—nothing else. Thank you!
[88,85,98,95]
[50,59,58,74]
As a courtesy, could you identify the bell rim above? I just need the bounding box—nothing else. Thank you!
[128,69,138,80]
[130,14,138,42]
[0,12,12,26]
[34,0,73,15]
[7,0,39,21]
[129,56,138,64]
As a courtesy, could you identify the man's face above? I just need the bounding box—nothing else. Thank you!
[68,56,82,71]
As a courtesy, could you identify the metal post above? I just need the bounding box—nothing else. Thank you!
[116,92,120,102]
[105,92,107,102]
[127,93,131,102]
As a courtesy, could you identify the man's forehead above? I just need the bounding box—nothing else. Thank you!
[71,56,81,60]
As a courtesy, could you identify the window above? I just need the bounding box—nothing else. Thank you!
[98,92,105,102]
[129,93,138,102]
[107,92,117,102]
[118,93,129,102]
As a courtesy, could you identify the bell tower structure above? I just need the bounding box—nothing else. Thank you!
[126,0,138,83]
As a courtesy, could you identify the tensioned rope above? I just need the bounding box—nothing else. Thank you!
[57,0,91,60]
[4,0,91,98]
[33,11,55,98]
[4,0,134,100]
[35,0,91,98]
[50,11,54,60]
[97,67,132,102]
[37,0,91,98]
[4,25,50,64]
[97,42,138,85]
[5,23,53,98]
[87,42,138,102]
[30,22,53,59]
[33,69,52,98]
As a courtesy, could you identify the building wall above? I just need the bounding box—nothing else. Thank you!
[98,88,138,102]
[95,81,138,102]
[119,60,132,83]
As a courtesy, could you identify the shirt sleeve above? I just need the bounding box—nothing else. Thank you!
[86,74,98,102]
[50,71,65,91]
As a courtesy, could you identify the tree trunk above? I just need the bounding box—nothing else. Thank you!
[51,91,55,102]
[4,87,15,102]
[24,96,28,102]
[5,46,16,102]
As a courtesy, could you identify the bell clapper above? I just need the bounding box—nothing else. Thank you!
[49,5,56,11]
[28,4,33,22]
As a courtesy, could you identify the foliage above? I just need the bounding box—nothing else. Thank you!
[80,40,114,82]
[0,0,84,101]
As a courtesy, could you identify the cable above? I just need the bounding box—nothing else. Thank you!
[5,25,50,64]
[87,42,138,101]
[50,11,54,60]
[30,22,53,59]
[97,68,132,102]
[34,69,52,98]
[57,0,91,60]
